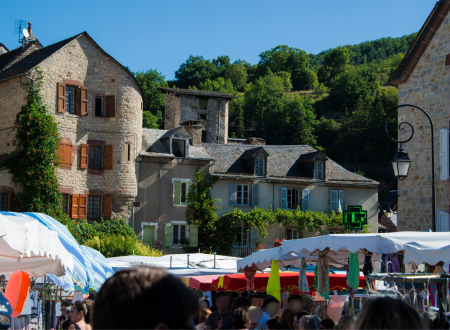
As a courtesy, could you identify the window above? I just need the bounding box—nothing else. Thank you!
[199,99,208,110]
[286,228,299,240]
[199,114,207,120]
[314,162,325,180]
[87,195,101,220]
[61,194,69,214]
[237,184,249,206]
[95,97,104,117]
[88,146,102,169]
[440,128,449,180]
[201,131,207,143]
[65,86,76,114]
[330,190,344,213]
[287,189,299,210]
[173,179,191,206]
[172,139,186,157]
[236,227,249,246]
[0,194,8,211]
[438,211,450,232]
[254,158,265,176]
[173,224,186,245]
[127,144,131,161]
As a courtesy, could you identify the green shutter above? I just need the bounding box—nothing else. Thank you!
[164,223,173,247]
[189,224,198,247]
[174,181,181,205]
[143,225,155,246]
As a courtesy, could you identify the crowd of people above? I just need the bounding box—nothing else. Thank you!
[54,298,93,330]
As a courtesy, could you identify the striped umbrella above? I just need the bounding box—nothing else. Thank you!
[82,245,114,278]
[0,212,91,293]
[80,246,111,291]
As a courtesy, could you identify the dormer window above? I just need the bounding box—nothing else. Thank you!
[314,161,324,180]
[255,157,265,176]
[172,139,186,157]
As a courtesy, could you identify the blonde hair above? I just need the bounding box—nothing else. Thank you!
[199,308,211,324]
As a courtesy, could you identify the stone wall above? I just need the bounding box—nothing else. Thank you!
[0,34,143,220]
[397,14,450,231]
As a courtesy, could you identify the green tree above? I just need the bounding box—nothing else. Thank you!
[284,95,317,146]
[174,55,219,88]
[199,77,236,95]
[229,94,246,139]
[317,47,350,85]
[0,70,62,215]
[143,111,161,129]
[224,62,248,91]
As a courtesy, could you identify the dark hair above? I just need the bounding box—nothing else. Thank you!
[81,301,92,325]
[261,296,279,309]
[199,298,209,309]
[354,297,424,329]
[231,296,251,312]
[299,315,318,330]
[266,318,282,330]
[215,292,229,300]
[335,315,354,330]
[280,309,295,330]
[319,318,335,329]
[61,301,71,308]
[233,308,248,329]
[92,267,198,329]
[73,301,88,321]
[296,311,309,320]
[287,294,303,304]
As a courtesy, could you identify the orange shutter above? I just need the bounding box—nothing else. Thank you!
[79,195,87,219]
[81,86,88,116]
[104,145,113,170]
[57,83,65,113]
[8,193,14,211]
[106,95,116,118]
[103,195,113,220]
[71,194,79,219]
[57,143,65,166]
[64,144,72,167]
[80,144,89,169]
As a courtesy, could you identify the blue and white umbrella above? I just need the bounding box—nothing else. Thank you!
[80,246,112,291]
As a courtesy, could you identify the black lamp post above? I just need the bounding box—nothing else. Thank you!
[385,104,436,232]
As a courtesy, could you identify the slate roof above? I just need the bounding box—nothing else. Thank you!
[203,144,379,186]
[141,128,213,160]
[0,43,8,52]
[378,212,397,232]
[157,87,236,99]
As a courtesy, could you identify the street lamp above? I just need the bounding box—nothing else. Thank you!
[390,147,411,181]
[385,104,436,232]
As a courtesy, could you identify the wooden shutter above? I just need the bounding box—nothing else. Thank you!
[252,183,259,207]
[8,193,14,211]
[57,143,65,166]
[103,195,113,220]
[80,86,88,116]
[174,181,181,205]
[164,223,173,247]
[302,189,310,211]
[438,211,450,232]
[189,224,198,247]
[330,190,338,213]
[80,144,89,169]
[64,144,72,167]
[250,227,258,246]
[106,95,116,118]
[79,194,87,219]
[104,145,113,170]
[280,187,288,209]
[338,190,344,212]
[229,183,237,206]
[71,194,79,219]
[57,83,65,113]
[440,128,449,180]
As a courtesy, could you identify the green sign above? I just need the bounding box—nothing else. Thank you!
[343,205,368,230]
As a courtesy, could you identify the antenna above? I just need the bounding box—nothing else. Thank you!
[14,19,27,43]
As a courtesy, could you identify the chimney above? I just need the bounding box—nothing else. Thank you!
[28,22,32,35]
[246,137,266,145]
[181,120,203,147]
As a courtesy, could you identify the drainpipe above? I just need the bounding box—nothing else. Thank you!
[133,157,140,231]
[159,162,162,222]
[25,72,35,90]
[217,97,224,143]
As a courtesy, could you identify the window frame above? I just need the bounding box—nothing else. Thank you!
[87,195,102,220]
[95,96,105,117]
[65,85,77,114]
[61,193,69,215]
[199,98,208,110]
[88,145,103,170]
[314,161,325,180]
[287,188,300,210]
[286,228,299,240]
[0,193,9,211]
[171,222,188,246]
[254,157,265,176]
[199,114,208,121]
[172,179,192,207]
[201,130,207,143]
[236,226,249,246]
[236,184,249,206]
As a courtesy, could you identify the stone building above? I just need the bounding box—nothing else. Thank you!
[157,87,235,144]
[389,0,450,231]
[0,24,144,220]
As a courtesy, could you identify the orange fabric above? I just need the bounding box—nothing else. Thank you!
[5,271,31,317]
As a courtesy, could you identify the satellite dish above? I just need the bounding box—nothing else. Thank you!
[23,29,29,39]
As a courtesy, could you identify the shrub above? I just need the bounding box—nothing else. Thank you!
[84,235,164,258]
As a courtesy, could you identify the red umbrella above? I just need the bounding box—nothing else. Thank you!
[188,275,221,292]
[211,272,365,293]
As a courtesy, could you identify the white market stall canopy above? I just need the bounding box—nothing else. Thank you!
[237,232,450,271]
[0,214,73,277]
[107,253,240,277]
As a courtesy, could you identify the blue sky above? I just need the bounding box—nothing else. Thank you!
[1,0,436,80]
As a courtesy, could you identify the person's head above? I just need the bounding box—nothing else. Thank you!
[294,312,309,329]
[261,296,280,318]
[198,308,211,324]
[69,301,87,323]
[354,297,424,329]
[61,301,71,318]
[319,319,335,330]
[233,308,248,329]
[199,299,209,310]
[288,294,304,314]
[247,306,263,328]
[230,296,251,312]
[81,301,92,325]
[92,266,198,329]
[280,309,295,330]
[298,315,319,330]
[215,292,230,312]
[335,315,354,330]
[266,318,282,330]
[300,295,314,314]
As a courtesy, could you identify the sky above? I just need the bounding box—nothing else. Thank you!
[0,0,437,80]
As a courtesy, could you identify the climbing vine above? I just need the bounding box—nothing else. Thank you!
[0,68,63,216]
